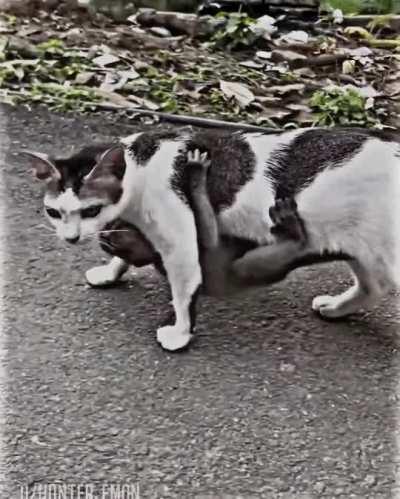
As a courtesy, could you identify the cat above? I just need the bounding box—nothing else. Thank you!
[22,142,304,289]
[23,127,400,352]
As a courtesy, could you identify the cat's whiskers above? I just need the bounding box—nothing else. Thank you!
[97,239,116,252]
[97,229,131,235]
[35,223,55,233]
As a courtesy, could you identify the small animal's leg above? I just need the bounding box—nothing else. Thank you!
[85,256,129,288]
[312,259,388,319]
[232,240,305,287]
[187,149,238,296]
[187,149,218,248]
[230,197,308,287]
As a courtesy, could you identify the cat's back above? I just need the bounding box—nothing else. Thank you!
[124,128,264,213]
[259,127,400,199]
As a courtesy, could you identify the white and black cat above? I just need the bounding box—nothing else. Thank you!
[23,127,400,351]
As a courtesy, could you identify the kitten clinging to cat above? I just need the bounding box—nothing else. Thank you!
[24,127,400,351]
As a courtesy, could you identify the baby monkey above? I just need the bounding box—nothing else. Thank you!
[187,149,309,296]
[97,149,308,295]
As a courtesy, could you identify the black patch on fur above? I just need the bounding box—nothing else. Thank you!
[189,286,200,334]
[53,142,118,194]
[265,128,373,199]
[171,130,256,213]
[128,130,180,166]
[358,127,400,143]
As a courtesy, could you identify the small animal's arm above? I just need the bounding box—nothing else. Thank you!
[186,149,309,296]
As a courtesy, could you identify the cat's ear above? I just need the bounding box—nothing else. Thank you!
[85,145,125,181]
[20,150,61,183]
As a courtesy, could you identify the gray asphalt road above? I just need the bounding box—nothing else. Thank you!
[2,105,400,498]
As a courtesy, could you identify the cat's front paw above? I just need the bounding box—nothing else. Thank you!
[312,295,347,319]
[85,264,128,288]
[156,325,192,352]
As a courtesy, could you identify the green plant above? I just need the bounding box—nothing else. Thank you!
[310,87,378,126]
[144,68,180,112]
[211,12,258,50]
[37,39,66,56]
[26,83,100,113]
[208,88,239,116]
[321,0,400,14]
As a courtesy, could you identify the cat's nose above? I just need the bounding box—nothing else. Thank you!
[65,235,80,244]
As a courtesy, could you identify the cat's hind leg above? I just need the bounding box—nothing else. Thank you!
[312,259,389,319]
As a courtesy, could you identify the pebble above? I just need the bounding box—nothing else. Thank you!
[314,481,326,494]
[280,362,296,374]
[150,27,172,38]
[364,474,377,487]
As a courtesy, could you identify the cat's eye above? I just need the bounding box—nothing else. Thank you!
[45,207,61,219]
[81,205,103,218]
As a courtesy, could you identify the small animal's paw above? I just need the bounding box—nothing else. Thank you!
[312,295,347,319]
[269,197,306,243]
[156,325,192,352]
[269,197,297,224]
[85,264,128,288]
[187,149,211,170]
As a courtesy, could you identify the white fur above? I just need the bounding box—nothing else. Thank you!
[85,257,129,287]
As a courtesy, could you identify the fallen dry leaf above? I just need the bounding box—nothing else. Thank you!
[268,83,305,96]
[75,71,94,85]
[100,71,129,92]
[94,88,136,108]
[239,60,264,69]
[93,53,120,67]
[128,94,159,111]
[220,80,254,108]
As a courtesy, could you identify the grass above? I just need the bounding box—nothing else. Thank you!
[322,0,400,14]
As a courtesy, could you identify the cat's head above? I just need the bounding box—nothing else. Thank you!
[22,143,126,244]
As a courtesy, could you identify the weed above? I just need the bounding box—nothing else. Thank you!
[310,87,379,126]
[321,0,400,14]
[25,83,100,113]
[211,12,258,50]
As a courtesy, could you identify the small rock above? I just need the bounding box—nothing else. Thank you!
[280,30,309,44]
[149,27,172,38]
[271,49,307,69]
[314,481,326,494]
[364,474,377,487]
[280,362,296,374]
[31,435,47,446]
[256,50,272,60]
[250,14,277,39]
[274,477,290,492]
[93,54,120,67]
